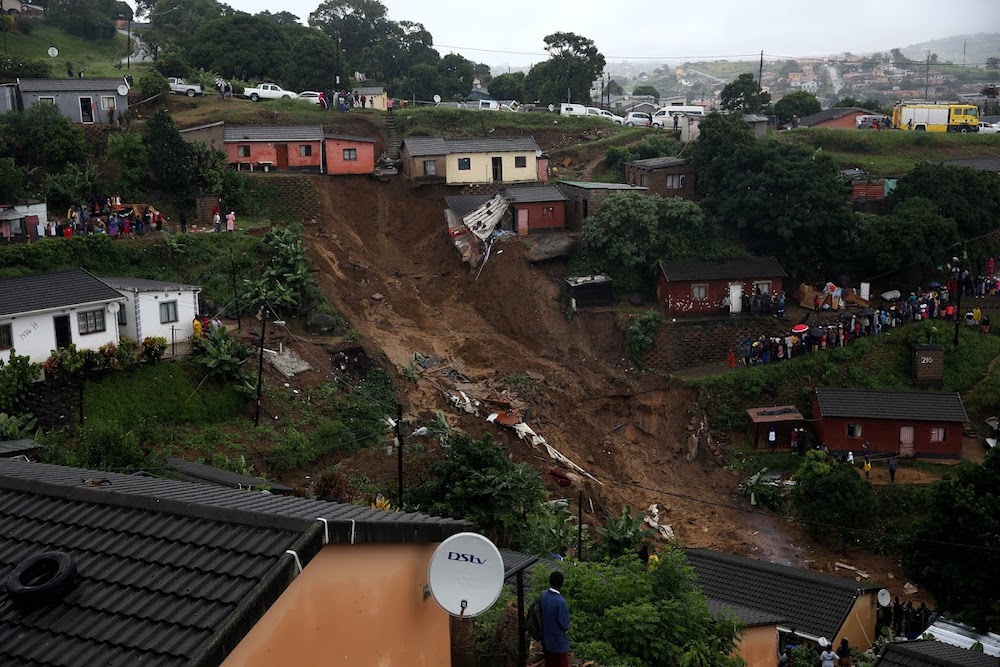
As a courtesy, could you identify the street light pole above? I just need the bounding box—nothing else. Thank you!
[127,19,131,70]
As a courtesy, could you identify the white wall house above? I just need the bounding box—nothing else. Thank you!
[101,277,202,343]
[0,269,125,365]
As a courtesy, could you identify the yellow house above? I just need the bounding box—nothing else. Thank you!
[686,548,882,652]
[355,86,388,111]
[402,136,543,185]
[708,598,783,667]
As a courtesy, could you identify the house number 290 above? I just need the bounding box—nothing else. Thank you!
[920,356,934,364]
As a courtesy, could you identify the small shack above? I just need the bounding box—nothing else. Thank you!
[746,406,805,450]
[566,275,613,311]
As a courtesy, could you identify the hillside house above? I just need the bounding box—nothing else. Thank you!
[0,201,47,244]
[685,548,881,651]
[324,134,376,175]
[100,276,202,343]
[17,78,130,124]
[656,257,787,315]
[401,137,544,185]
[795,107,877,129]
[556,181,650,228]
[505,185,567,233]
[224,125,324,172]
[178,120,225,152]
[874,640,1000,667]
[0,269,125,364]
[355,86,388,110]
[706,598,783,667]
[812,388,968,458]
[623,157,696,199]
[0,458,468,665]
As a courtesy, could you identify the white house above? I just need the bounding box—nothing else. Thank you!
[0,269,125,364]
[100,276,202,343]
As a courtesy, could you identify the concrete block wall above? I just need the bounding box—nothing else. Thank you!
[261,174,321,221]
[646,316,782,370]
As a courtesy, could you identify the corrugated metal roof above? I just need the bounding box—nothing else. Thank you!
[0,269,124,317]
[925,619,1000,657]
[504,185,567,204]
[624,157,688,169]
[101,276,202,292]
[815,388,969,423]
[499,548,538,579]
[223,125,324,142]
[18,78,127,92]
[874,641,1000,667]
[685,548,879,640]
[658,257,786,282]
[178,121,225,133]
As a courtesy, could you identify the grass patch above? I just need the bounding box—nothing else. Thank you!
[5,23,153,79]
[397,106,634,138]
[723,444,804,475]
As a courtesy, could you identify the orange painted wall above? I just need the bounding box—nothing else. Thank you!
[225,141,323,170]
[325,138,376,175]
[736,625,779,667]
[221,543,451,666]
[836,594,878,651]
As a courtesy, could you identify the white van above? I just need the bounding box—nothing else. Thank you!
[560,103,589,116]
[651,105,706,127]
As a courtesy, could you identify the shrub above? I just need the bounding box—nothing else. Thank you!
[141,337,167,363]
[791,450,875,549]
[625,310,663,364]
[138,70,170,102]
[0,351,41,414]
[0,412,36,439]
[117,337,140,370]
[314,471,356,503]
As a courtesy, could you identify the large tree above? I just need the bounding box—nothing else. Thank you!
[282,31,344,92]
[187,13,291,82]
[524,32,605,105]
[892,163,1000,241]
[792,451,875,549]
[773,90,821,123]
[689,111,755,195]
[309,0,389,75]
[0,104,86,171]
[0,157,24,204]
[856,198,959,285]
[719,72,770,112]
[632,84,660,102]
[142,109,191,205]
[487,72,525,102]
[436,53,474,100]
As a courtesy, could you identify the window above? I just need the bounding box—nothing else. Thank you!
[77,309,106,335]
[930,427,946,442]
[514,156,527,168]
[847,423,863,438]
[101,96,116,111]
[160,301,178,324]
[343,148,358,161]
[457,158,471,171]
[38,96,55,104]
[423,160,437,176]
[237,145,251,158]
[117,307,127,326]
[639,173,650,187]
[664,174,687,189]
[0,323,11,350]
[541,206,554,220]
[755,281,772,295]
[299,145,312,157]
[691,284,708,301]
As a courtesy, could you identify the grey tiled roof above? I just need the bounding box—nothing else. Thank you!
[0,269,124,317]
[223,125,324,142]
[706,597,785,628]
[101,276,201,292]
[403,137,449,157]
[659,257,786,282]
[504,186,567,204]
[164,458,293,495]
[498,548,539,579]
[18,78,126,93]
[355,87,385,96]
[940,157,1000,173]
[875,641,1000,667]
[814,388,969,423]
[685,548,879,640]
[557,181,648,190]
[402,136,540,157]
[445,194,492,219]
[624,157,688,169]
[325,133,376,143]
[0,439,40,457]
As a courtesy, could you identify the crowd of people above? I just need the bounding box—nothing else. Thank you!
[32,197,167,240]
[318,89,388,112]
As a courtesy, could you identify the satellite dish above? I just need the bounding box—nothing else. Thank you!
[48,47,59,58]
[107,302,121,314]
[427,532,504,617]
[117,84,129,96]
[877,589,891,607]
[433,94,441,103]
[547,104,554,112]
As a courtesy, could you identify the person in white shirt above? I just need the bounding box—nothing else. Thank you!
[820,642,838,667]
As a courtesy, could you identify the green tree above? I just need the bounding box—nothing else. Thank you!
[44,162,105,208]
[487,71,525,101]
[632,84,661,102]
[0,157,24,203]
[143,0,223,54]
[607,79,623,96]
[436,53,474,99]
[152,48,193,78]
[309,0,389,75]
[689,111,755,195]
[138,70,170,101]
[792,451,876,549]
[719,72,770,112]
[142,109,191,204]
[0,104,86,170]
[856,198,958,281]
[282,31,341,92]
[773,90,821,123]
[187,13,291,81]
[397,62,441,102]
[104,132,148,200]
[906,449,1000,631]
[524,32,605,105]
[411,432,544,547]
[892,163,1000,241]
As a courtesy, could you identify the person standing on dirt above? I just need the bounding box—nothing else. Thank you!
[540,571,570,667]
[888,456,898,484]
[864,457,872,480]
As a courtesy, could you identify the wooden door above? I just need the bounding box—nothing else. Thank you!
[79,97,94,124]
[276,144,289,170]
[491,156,503,182]
[899,426,915,456]
[517,209,529,236]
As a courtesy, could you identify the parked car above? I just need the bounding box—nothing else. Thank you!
[978,121,999,135]
[600,110,625,124]
[625,112,652,127]
[167,77,204,97]
[243,83,298,102]
[298,91,323,105]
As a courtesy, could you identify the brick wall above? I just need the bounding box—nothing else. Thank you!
[256,174,321,221]
[646,315,780,370]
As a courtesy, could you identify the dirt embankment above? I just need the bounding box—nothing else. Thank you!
[297,174,923,598]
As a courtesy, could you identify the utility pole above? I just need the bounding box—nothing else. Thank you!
[127,18,131,70]
[924,50,931,101]
[396,404,404,508]
[953,244,967,348]
[253,306,267,427]
[230,248,241,330]
[962,40,966,68]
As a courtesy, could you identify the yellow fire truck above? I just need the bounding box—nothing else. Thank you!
[891,103,980,133]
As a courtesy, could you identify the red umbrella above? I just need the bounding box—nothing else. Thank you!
[791,324,809,333]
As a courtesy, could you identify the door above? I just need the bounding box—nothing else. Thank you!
[899,426,915,457]
[729,283,743,314]
[517,208,529,236]
[276,144,289,170]
[79,97,94,124]
[53,315,72,350]
[491,156,503,182]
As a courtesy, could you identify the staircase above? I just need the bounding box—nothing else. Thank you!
[384,112,402,162]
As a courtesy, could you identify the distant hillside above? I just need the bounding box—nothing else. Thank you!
[895,33,999,65]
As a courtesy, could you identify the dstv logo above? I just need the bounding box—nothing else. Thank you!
[448,551,487,565]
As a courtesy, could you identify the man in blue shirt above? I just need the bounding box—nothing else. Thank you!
[539,570,570,667]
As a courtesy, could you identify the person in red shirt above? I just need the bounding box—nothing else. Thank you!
[63,225,72,238]
[726,349,736,371]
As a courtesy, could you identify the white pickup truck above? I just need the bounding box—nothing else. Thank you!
[167,77,204,97]
[243,83,298,102]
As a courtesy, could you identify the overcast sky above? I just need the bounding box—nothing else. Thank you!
[212,0,998,67]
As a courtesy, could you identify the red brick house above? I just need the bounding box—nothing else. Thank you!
[324,134,376,175]
[623,157,696,200]
[224,125,324,172]
[656,257,786,315]
[504,185,567,234]
[812,388,968,458]
[795,107,876,130]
